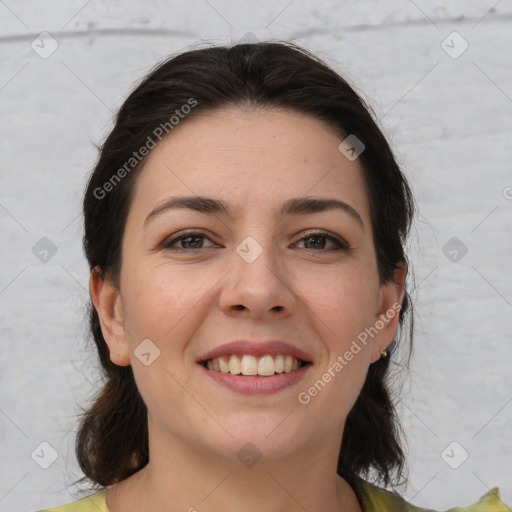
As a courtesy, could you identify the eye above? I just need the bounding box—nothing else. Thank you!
[161,230,349,252]
[162,231,216,250]
[294,231,349,251]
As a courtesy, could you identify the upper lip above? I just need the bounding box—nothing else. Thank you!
[198,340,313,363]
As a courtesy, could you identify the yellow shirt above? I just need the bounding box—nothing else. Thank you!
[37,481,511,512]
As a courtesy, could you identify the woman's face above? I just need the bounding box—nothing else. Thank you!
[92,107,404,465]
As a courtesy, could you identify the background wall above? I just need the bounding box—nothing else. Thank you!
[1,1,511,510]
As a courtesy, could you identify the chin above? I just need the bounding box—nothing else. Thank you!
[201,414,314,464]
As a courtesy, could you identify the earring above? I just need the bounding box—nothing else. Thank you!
[381,347,388,358]
[116,351,120,356]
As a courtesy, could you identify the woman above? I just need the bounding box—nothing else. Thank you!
[37,42,509,512]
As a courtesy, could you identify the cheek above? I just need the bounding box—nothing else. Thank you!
[124,266,209,411]
[304,264,380,343]
[122,263,208,348]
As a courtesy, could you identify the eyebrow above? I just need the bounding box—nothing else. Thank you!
[144,195,365,230]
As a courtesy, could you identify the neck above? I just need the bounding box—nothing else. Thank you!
[106,430,362,512]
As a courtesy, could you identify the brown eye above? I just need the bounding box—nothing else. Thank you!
[295,232,349,251]
[162,231,215,250]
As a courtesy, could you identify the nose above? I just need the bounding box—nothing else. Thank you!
[218,237,297,320]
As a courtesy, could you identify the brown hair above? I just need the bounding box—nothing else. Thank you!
[78,41,414,490]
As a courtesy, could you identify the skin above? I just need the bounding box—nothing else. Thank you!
[90,106,406,512]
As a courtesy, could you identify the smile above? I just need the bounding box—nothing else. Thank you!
[204,354,307,376]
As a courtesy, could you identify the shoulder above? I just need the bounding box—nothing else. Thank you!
[354,478,511,512]
[445,487,512,512]
[35,489,107,512]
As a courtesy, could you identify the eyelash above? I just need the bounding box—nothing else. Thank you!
[161,230,349,252]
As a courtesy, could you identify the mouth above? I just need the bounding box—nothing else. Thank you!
[202,354,310,377]
[197,340,313,395]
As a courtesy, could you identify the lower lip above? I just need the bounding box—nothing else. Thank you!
[199,363,312,395]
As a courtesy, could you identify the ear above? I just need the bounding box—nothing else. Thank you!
[370,262,407,363]
[89,266,131,366]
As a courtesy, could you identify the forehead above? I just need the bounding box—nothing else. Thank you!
[127,107,370,225]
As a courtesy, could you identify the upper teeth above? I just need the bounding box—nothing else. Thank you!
[206,354,302,376]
